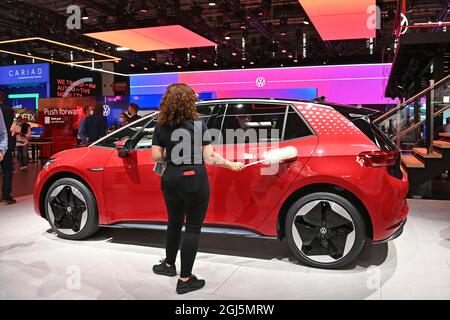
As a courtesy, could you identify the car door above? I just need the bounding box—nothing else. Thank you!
[102,105,219,224]
[204,102,318,231]
[102,116,168,223]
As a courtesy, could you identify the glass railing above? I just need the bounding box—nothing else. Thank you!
[374,74,450,152]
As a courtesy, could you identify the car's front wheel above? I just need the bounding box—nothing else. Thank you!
[285,192,366,269]
[44,177,99,240]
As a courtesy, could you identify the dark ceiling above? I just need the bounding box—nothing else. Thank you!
[0,0,448,73]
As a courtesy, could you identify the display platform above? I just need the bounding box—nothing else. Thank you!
[0,196,449,300]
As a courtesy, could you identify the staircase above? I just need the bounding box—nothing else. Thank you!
[401,133,450,193]
[374,73,450,195]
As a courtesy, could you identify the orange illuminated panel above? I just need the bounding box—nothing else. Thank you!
[85,25,217,52]
[299,0,376,40]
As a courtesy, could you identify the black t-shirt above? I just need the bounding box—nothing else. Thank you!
[85,115,106,142]
[152,119,212,165]
[128,114,141,124]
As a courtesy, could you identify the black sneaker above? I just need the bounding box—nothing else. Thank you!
[176,275,206,294]
[152,259,176,277]
[2,197,16,205]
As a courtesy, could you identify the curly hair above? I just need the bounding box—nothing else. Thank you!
[157,83,198,127]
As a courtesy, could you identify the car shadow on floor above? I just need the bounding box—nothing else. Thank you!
[73,227,390,270]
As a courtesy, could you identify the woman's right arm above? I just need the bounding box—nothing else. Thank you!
[202,144,245,172]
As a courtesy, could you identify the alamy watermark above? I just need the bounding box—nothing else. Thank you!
[66,265,81,290]
[168,120,284,175]
[366,5,381,30]
[66,5,82,30]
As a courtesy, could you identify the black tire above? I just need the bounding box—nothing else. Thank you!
[44,177,99,240]
[285,192,366,269]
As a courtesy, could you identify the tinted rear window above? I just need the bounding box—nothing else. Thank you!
[330,103,396,152]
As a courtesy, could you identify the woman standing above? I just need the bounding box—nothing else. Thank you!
[11,116,31,170]
[151,83,244,295]
[118,112,130,128]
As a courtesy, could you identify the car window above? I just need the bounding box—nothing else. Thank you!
[132,118,156,150]
[283,107,314,140]
[209,104,225,131]
[196,104,219,128]
[196,104,214,118]
[226,103,287,115]
[220,103,287,144]
[94,116,154,149]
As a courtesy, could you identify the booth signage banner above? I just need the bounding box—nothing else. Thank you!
[38,97,96,154]
[38,97,95,128]
[50,65,102,98]
[0,63,50,85]
[130,63,396,105]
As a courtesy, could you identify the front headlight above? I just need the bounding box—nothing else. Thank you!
[43,158,56,169]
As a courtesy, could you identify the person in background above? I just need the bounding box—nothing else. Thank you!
[0,92,16,204]
[78,106,91,145]
[85,104,107,143]
[11,116,31,170]
[0,106,7,160]
[443,117,450,133]
[107,112,131,134]
[119,112,130,127]
[127,103,141,123]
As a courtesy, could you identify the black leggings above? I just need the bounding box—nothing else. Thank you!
[161,164,210,278]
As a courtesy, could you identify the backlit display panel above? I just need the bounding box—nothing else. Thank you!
[130,64,396,105]
[85,26,217,52]
[299,0,376,40]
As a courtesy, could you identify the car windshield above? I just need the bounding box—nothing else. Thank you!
[94,114,156,149]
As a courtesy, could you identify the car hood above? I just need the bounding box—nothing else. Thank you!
[50,146,114,167]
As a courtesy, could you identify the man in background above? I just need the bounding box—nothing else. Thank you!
[127,103,141,123]
[0,91,16,204]
[85,104,107,143]
[78,105,91,145]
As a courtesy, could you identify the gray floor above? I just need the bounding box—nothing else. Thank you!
[0,196,449,300]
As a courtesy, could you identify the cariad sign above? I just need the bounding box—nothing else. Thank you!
[0,63,50,85]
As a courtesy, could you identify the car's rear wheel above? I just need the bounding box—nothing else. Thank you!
[285,192,366,269]
[44,178,99,240]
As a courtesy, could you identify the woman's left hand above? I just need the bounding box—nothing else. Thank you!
[228,161,245,172]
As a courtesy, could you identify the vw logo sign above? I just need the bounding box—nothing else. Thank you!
[319,227,328,235]
[255,76,266,88]
[103,104,111,117]
[400,13,409,35]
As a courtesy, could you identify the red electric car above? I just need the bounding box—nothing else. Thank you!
[34,99,409,269]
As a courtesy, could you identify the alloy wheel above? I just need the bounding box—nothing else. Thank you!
[47,185,88,235]
[291,200,356,263]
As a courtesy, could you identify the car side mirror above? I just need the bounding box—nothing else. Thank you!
[116,138,132,158]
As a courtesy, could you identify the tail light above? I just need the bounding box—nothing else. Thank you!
[357,150,399,168]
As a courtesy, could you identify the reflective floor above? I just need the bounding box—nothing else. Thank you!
[0,196,449,300]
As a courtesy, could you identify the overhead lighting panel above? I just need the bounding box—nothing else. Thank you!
[0,37,121,65]
[85,25,216,52]
[298,0,376,40]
